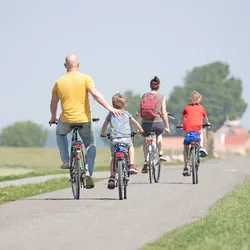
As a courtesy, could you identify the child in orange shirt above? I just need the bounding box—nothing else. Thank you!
[178,91,210,176]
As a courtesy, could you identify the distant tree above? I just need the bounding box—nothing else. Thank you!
[0,121,48,147]
[167,61,248,131]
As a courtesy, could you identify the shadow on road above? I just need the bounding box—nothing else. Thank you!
[24,197,117,201]
[130,181,191,185]
[81,197,117,201]
[160,181,192,185]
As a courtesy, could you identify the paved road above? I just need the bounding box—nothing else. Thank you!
[0,172,109,188]
[0,157,249,250]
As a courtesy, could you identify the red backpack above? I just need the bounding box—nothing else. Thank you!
[140,92,158,120]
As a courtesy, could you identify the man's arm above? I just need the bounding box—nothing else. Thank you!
[88,87,121,117]
[49,95,59,125]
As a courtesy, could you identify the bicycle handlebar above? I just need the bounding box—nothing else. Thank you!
[49,118,100,125]
[176,124,212,129]
[101,131,141,139]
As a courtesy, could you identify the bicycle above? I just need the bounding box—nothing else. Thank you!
[51,118,100,199]
[145,132,162,183]
[143,114,175,184]
[101,132,138,200]
[176,124,211,185]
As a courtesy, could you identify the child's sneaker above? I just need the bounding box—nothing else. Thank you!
[182,167,190,176]
[199,148,208,158]
[107,176,115,190]
[141,161,148,173]
[129,164,138,174]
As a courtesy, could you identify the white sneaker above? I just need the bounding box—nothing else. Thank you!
[199,148,208,158]
[159,151,167,161]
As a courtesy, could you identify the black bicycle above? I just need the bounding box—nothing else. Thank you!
[51,118,99,199]
[101,132,138,200]
[176,124,211,184]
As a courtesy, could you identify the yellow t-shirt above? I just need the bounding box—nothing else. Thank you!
[52,72,95,123]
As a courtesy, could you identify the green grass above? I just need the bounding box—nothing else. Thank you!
[0,177,104,205]
[141,177,250,250]
[0,147,144,172]
[0,147,215,181]
[0,147,135,180]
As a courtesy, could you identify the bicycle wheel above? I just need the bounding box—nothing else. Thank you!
[117,160,124,200]
[80,148,86,188]
[195,148,199,184]
[123,164,128,200]
[70,157,81,200]
[153,148,161,183]
[148,154,153,184]
[190,147,196,185]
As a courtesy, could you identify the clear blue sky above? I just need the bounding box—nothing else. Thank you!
[1,0,249,129]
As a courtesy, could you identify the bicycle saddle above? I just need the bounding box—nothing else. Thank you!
[70,125,83,129]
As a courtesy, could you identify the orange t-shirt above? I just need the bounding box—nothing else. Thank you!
[182,104,207,131]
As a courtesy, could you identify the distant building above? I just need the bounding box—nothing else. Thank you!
[214,119,250,153]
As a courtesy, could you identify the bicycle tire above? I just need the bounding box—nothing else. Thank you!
[153,148,161,183]
[70,157,81,199]
[117,160,124,200]
[148,154,153,184]
[123,164,128,200]
[80,148,86,188]
[191,147,196,185]
[153,159,161,183]
[195,148,199,184]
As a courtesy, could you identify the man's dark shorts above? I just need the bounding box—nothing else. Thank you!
[141,122,165,137]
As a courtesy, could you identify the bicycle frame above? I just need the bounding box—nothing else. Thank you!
[70,128,84,161]
[188,141,200,167]
[112,144,129,178]
[145,132,161,183]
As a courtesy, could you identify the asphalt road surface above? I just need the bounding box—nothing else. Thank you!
[0,156,249,250]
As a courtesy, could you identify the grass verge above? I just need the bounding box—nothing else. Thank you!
[0,177,104,205]
[0,166,109,182]
[141,177,250,250]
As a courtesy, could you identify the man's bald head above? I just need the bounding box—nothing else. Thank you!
[64,54,80,71]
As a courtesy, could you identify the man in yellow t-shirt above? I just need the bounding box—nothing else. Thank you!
[49,54,121,189]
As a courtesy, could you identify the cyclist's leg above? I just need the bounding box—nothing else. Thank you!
[107,157,115,189]
[78,122,96,189]
[56,120,71,169]
[154,122,166,161]
[141,123,151,173]
[198,130,208,157]
[182,145,190,176]
[78,122,96,175]
[183,133,190,176]
[127,141,138,174]
[107,142,116,189]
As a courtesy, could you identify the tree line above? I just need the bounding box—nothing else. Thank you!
[0,61,247,147]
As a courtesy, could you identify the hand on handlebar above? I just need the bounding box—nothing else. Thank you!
[49,117,58,126]
[165,127,170,133]
[137,128,144,134]
[176,124,183,129]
